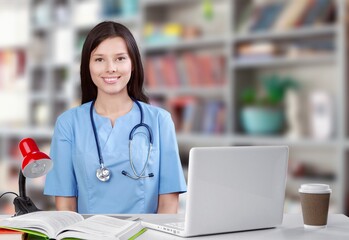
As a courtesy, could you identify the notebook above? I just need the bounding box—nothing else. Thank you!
[142,146,289,237]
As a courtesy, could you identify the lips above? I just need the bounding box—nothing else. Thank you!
[102,76,120,84]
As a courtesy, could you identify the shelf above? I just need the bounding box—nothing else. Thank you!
[53,93,70,101]
[6,160,21,169]
[177,133,231,146]
[177,134,335,148]
[144,35,229,52]
[143,0,200,7]
[234,25,337,42]
[29,93,50,101]
[287,176,336,186]
[31,24,53,33]
[0,127,53,138]
[146,86,228,98]
[0,43,27,50]
[73,15,140,30]
[232,55,336,69]
[28,61,51,69]
[232,135,339,147]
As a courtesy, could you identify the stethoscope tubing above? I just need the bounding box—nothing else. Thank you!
[90,100,104,166]
[90,98,154,181]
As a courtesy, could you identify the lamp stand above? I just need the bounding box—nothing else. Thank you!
[13,171,41,216]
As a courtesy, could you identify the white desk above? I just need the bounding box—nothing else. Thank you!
[0,213,348,239]
[136,213,349,239]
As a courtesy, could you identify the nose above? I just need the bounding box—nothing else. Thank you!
[106,60,117,73]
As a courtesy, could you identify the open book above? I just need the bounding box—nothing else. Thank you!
[0,211,146,240]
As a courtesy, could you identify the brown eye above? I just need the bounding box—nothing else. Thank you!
[116,57,126,61]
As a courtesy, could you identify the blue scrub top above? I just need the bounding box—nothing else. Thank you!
[44,101,187,214]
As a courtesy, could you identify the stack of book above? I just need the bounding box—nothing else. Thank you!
[145,53,226,89]
[0,50,26,89]
[235,37,334,62]
[0,211,146,240]
[236,0,335,33]
[166,97,226,134]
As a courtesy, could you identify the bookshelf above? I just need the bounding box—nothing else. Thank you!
[0,0,348,215]
[232,0,347,215]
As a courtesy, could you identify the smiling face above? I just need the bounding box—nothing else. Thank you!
[89,37,132,98]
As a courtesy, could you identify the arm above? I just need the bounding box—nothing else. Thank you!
[55,196,77,212]
[157,193,179,214]
[44,114,78,208]
[157,113,187,213]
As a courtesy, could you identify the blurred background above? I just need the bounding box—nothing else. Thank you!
[0,0,349,216]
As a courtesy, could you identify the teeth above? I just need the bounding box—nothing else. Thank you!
[104,77,118,83]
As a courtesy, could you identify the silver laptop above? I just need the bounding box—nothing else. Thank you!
[142,146,289,237]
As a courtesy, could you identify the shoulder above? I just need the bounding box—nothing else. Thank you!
[52,102,92,141]
[55,102,91,127]
[138,101,172,121]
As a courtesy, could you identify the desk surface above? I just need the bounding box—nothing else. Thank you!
[0,213,348,239]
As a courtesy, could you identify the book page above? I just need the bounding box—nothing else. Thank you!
[0,211,84,238]
[57,215,142,240]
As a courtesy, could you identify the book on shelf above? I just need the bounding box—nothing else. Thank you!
[237,0,336,33]
[235,36,335,64]
[162,54,180,87]
[301,0,335,26]
[182,53,199,86]
[200,100,226,134]
[145,56,161,88]
[250,2,285,32]
[167,96,195,132]
[0,211,146,240]
[145,53,225,89]
[235,42,280,64]
[167,97,225,134]
[236,42,279,57]
[273,0,310,31]
[235,1,254,34]
[181,97,198,133]
[0,50,26,89]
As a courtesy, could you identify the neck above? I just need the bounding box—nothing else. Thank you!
[94,93,133,118]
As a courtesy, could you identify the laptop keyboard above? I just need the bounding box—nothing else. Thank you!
[165,222,185,230]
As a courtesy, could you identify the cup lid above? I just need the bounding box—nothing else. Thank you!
[299,184,332,194]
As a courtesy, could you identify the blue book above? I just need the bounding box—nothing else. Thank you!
[202,101,221,133]
[251,2,285,32]
[302,0,333,26]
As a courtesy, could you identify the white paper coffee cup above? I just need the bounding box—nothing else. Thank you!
[299,184,331,229]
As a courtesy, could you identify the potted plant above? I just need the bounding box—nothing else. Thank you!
[240,74,298,135]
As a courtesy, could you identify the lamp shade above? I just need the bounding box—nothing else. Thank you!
[19,138,53,178]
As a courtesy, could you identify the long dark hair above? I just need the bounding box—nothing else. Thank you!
[80,21,148,104]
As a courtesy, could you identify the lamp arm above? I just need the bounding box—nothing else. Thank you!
[19,170,26,198]
[13,170,41,216]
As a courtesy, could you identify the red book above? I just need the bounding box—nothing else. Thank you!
[167,96,196,132]
[197,55,212,86]
[182,53,199,86]
[145,57,158,88]
[0,228,22,234]
[162,55,179,88]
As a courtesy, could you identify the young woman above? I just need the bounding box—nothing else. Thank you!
[44,21,187,214]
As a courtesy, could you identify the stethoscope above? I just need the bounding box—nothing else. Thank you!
[90,98,154,182]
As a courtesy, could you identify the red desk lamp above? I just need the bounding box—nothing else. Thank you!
[13,138,53,216]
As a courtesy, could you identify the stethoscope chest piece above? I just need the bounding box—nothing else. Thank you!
[96,165,111,182]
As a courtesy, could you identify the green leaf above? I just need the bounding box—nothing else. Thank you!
[203,0,214,20]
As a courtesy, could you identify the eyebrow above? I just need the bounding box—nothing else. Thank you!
[91,53,128,57]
